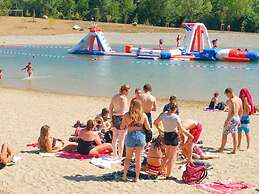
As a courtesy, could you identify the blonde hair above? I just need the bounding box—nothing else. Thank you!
[39,125,50,149]
[129,100,143,123]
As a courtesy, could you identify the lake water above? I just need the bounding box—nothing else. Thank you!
[0,44,259,103]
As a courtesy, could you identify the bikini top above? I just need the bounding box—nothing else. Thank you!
[128,121,144,128]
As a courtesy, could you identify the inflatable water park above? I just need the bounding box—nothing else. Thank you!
[69,23,259,62]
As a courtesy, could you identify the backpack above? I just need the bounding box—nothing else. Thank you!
[216,102,225,111]
[182,162,208,184]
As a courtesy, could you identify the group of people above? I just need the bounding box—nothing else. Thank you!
[0,62,33,80]
[0,83,256,182]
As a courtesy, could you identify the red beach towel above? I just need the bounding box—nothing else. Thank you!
[239,88,256,115]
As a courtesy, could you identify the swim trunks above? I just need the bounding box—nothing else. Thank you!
[238,115,250,133]
[189,123,203,143]
[223,116,240,134]
[145,112,152,128]
[112,115,123,129]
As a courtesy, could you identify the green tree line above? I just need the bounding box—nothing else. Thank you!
[0,0,259,32]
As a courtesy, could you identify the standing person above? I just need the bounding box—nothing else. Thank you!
[159,39,165,49]
[238,88,256,150]
[0,69,3,80]
[163,96,180,114]
[176,34,181,47]
[212,39,218,48]
[130,88,142,104]
[139,84,157,128]
[154,104,193,178]
[109,84,130,159]
[227,24,231,32]
[22,62,33,78]
[121,100,151,182]
[218,88,243,154]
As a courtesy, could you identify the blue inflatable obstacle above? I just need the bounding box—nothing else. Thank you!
[193,48,217,61]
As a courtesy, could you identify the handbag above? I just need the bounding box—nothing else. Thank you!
[182,162,208,184]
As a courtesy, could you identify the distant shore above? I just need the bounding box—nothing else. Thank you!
[0,16,259,48]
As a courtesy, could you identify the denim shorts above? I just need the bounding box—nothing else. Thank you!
[125,131,146,148]
[112,115,123,129]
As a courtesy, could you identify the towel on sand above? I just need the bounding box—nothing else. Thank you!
[56,151,110,160]
[195,180,255,194]
[90,156,121,169]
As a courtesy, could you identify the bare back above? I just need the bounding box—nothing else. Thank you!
[139,92,156,113]
[227,96,243,118]
[109,94,128,116]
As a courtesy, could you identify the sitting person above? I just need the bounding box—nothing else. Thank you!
[72,120,86,137]
[145,136,165,175]
[38,125,65,153]
[208,92,219,110]
[163,96,180,115]
[77,120,112,155]
[0,144,14,169]
[95,108,112,143]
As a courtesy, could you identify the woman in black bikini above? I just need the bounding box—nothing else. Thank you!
[77,120,112,155]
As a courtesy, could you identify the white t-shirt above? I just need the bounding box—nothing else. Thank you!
[160,112,181,132]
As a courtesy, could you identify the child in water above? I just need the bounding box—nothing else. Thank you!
[22,62,33,78]
[159,39,165,49]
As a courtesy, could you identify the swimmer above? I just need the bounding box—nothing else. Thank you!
[176,34,181,47]
[159,39,165,49]
[212,39,218,48]
[21,62,33,78]
[0,69,3,80]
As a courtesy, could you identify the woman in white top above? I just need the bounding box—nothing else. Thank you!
[154,104,193,178]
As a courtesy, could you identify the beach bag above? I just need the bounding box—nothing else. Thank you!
[182,162,208,184]
[216,102,225,111]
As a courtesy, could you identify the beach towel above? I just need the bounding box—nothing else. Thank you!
[90,156,121,169]
[39,152,56,157]
[26,143,39,148]
[239,88,256,115]
[56,151,111,160]
[195,180,256,194]
[203,108,216,112]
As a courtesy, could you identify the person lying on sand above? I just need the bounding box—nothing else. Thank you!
[38,125,65,153]
[181,144,219,160]
[0,143,14,169]
[218,88,243,154]
[154,104,193,179]
[21,62,33,78]
[76,120,112,155]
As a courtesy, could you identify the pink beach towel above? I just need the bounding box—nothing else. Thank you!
[26,143,39,148]
[195,180,255,194]
[56,151,111,160]
[239,88,256,115]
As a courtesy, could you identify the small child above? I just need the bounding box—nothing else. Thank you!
[208,92,219,110]
[95,108,112,143]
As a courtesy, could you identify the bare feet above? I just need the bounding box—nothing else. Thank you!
[121,177,128,182]
[133,178,140,182]
[217,148,224,153]
[230,150,237,154]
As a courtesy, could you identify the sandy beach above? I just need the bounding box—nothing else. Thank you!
[0,88,258,194]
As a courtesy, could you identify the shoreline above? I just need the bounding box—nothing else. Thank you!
[0,85,207,107]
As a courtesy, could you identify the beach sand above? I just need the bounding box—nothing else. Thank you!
[0,88,258,194]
